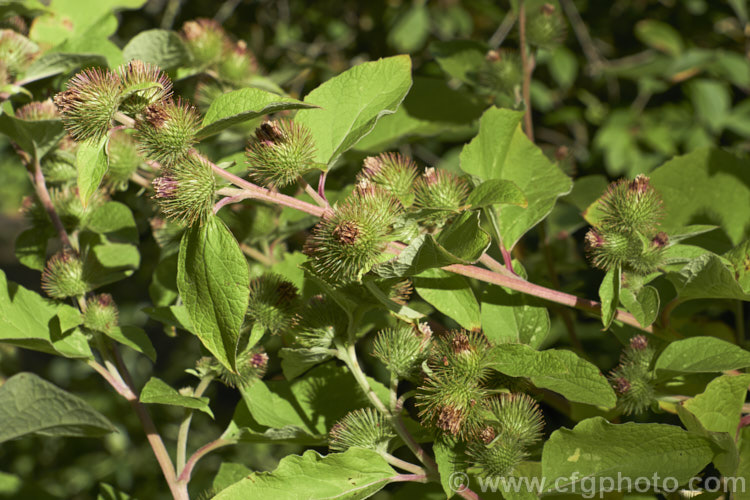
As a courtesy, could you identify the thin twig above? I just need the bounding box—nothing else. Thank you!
[488,10,517,48]
[380,452,426,475]
[240,243,275,267]
[31,158,72,249]
[298,176,329,208]
[176,376,214,475]
[110,345,185,500]
[177,438,234,483]
[559,0,604,75]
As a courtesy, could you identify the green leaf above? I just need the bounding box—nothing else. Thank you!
[121,29,189,69]
[375,211,491,278]
[15,227,51,271]
[295,55,412,166]
[480,285,550,349]
[388,4,430,53]
[635,19,684,56]
[434,437,467,498]
[279,347,334,380]
[619,285,659,328]
[213,448,397,500]
[143,305,195,333]
[177,216,250,372]
[76,137,108,208]
[654,337,750,374]
[687,79,731,133]
[0,372,114,443]
[139,377,213,417]
[465,179,527,209]
[104,326,156,362]
[198,88,318,139]
[21,53,108,84]
[677,403,739,477]
[649,148,750,246]
[212,463,253,495]
[488,344,616,408]
[0,114,65,160]
[598,264,621,330]
[238,362,388,438]
[542,417,714,493]
[684,374,750,435]
[85,201,138,244]
[431,40,487,85]
[0,269,91,359]
[667,253,750,301]
[83,240,141,288]
[0,471,21,496]
[97,483,133,500]
[413,268,480,330]
[459,107,571,250]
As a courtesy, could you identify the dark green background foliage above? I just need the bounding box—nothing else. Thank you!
[1,0,750,499]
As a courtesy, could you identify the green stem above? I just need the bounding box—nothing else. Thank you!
[176,376,214,475]
[177,438,235,484]
[379,451,426,475]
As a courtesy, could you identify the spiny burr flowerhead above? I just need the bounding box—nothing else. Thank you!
[41,152,78,185]
[608,363,655,415]
[372,323,432,380]
[23,186,103,230]
[598,175,663,235]
[413,167,469,225]
[329,408,395,453]
[106,130,142,190]
[41,251,90,299]
[477,49,522,94]
[485,394,544,447]
[15,100,59,121]
[304,190,400,282]
[218,40,258,84]
[416,375,490,439]
[466,438,527,478]
[0,29,37,77]
[245,120,317,188]
[291,296,345,349]
[525,3,567,49]
[197,346,269,388]
[135,98,200,165]
[584,226,668,275]
[357,153,419,207]
[116,60,173,116]
[152,154,216,226]
[82,294,119,334]
[429,330,492,383]
[181,18,229,67]
[246,273,300,334]
[54,68,123,142]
